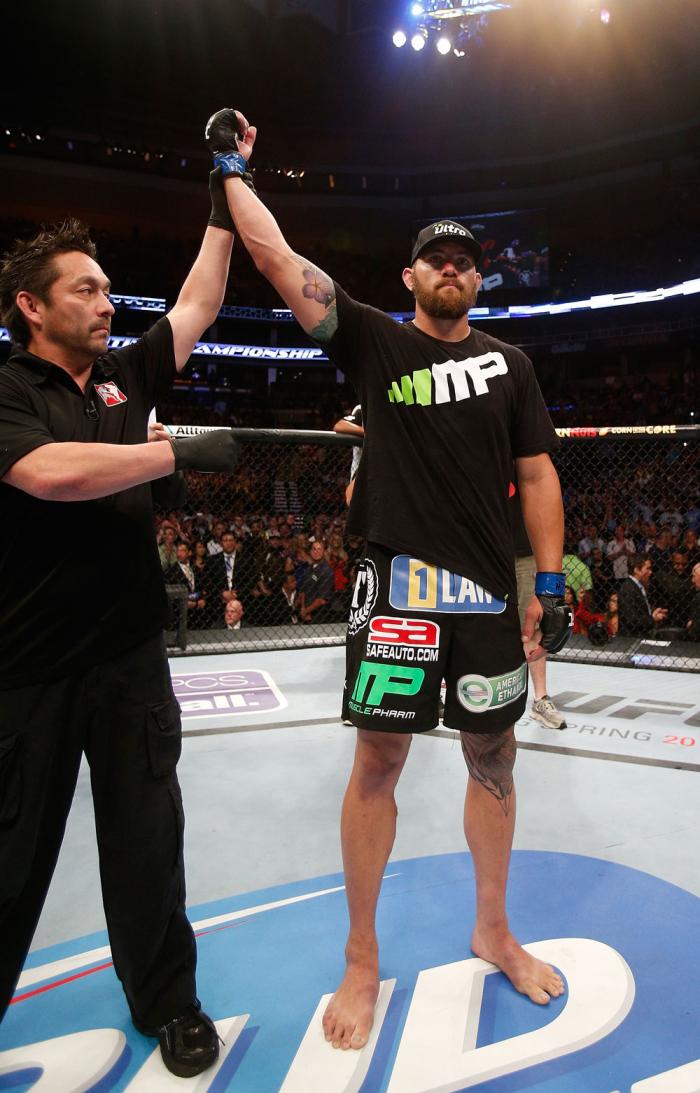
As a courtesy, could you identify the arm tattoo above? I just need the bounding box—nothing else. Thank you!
[460,728,516,816]
[294,255,338,342]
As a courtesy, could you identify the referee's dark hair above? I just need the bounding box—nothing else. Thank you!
[0,219,97,348]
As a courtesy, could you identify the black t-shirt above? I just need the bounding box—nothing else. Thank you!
[0,318,176,687]
[509,487,534,558]
[326,285,558,601]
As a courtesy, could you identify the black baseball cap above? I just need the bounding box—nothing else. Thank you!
[411,220,482,265]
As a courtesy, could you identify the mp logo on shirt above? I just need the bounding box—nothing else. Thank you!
[387,351,508,406]
[94,381,128,406]
[390,556,506,613]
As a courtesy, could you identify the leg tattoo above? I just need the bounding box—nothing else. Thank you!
[460,728,516,815]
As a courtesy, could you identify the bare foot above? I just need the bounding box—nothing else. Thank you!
[322,956,379,1050]
[472,926,565,1005]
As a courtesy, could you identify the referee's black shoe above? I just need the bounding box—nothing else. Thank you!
[137,1003,220,1077]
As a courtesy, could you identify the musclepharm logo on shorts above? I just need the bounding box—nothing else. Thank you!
[348,559,379,635]
[349,661,424,720]
[390,556,505,614]
[457,663,527,714]
[387,352,508,406]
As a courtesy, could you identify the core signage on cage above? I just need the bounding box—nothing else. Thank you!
[392,0,514,57]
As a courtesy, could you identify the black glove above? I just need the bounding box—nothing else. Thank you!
[205,107,256,186]
[538,595,574,653]
[169,430,239,473]
[205,108,242,155]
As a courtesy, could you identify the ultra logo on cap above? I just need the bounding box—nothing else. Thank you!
[411,219,482,265]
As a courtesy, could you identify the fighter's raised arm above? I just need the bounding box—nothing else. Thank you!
[204,108,338,344]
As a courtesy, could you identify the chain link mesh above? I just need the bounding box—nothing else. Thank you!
[157,426,700,672]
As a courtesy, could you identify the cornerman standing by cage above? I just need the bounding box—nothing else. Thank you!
[206,106,572,1052]
[0,188,240,1078]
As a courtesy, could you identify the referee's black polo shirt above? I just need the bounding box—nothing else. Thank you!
[0,317,176,689]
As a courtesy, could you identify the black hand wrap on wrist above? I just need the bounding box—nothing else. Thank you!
[208,167,235,232]
[169,431,239,474]
[537,594,574,654]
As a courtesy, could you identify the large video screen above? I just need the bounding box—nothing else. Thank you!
[414,208,549,291]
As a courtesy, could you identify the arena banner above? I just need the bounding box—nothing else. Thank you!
[2,851,699,1090]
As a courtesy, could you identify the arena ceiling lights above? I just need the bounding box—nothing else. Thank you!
[392,0,514,57]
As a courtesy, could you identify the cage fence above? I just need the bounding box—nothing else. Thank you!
[156,424,700,673]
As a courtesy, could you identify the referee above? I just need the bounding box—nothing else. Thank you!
[0,180,238,1078]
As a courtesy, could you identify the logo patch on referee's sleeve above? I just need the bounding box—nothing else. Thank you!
[457,663,527,714]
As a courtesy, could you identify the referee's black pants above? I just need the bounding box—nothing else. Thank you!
[0,633,197,1029]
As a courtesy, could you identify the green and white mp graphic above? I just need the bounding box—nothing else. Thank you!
[351,661,425,708]
[457,663,527,714]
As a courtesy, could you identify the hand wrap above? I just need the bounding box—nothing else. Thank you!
[169,430,239,473]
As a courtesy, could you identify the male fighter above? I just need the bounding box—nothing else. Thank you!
[204,108,572,1052]
[0,169,239,1076]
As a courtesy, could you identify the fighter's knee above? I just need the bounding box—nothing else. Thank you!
[460,726,517,778]
[355,730,411,784]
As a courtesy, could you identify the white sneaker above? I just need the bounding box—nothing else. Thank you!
[531,695,567,730]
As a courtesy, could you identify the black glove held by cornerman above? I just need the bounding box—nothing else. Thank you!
[538,595,574,654]
[169,430,239,473]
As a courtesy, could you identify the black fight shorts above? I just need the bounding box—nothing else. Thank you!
[342,542,527,735]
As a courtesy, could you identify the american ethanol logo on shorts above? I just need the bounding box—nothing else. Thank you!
[390,555,505,613]
[4,852,699,1092]
[387,351,508,406]
[458,663,527,714]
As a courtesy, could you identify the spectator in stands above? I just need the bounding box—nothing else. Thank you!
[164,542,207,625]
[206,519,228,555]
[647,527,673,572]
[192,537,210,577]
[681,528,700,569]
[207,531,254,620]
[606,591,620,637]
[158,524,178,570]
[573,587,604,636]
[606,524,636,580]
[293,533,313,586]
[684,497,700,533]
[298,540,335,623]
[657,498,684,537]
[224,598,244,630]
[563,550,592,598]
[639,522,658,553]
[577,523,605,562]
[656,552,692,628]
[618,554,669,635]
[589,546,615,611]
[266,573,299,626]
[686,563,700,641]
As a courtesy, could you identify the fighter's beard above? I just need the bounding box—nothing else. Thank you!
[413,281,477,320]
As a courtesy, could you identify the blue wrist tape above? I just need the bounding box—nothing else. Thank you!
[214,151,247,178]
[535,571,565,597]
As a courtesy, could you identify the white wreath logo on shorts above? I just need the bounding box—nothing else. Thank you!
[348,559,378,636]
